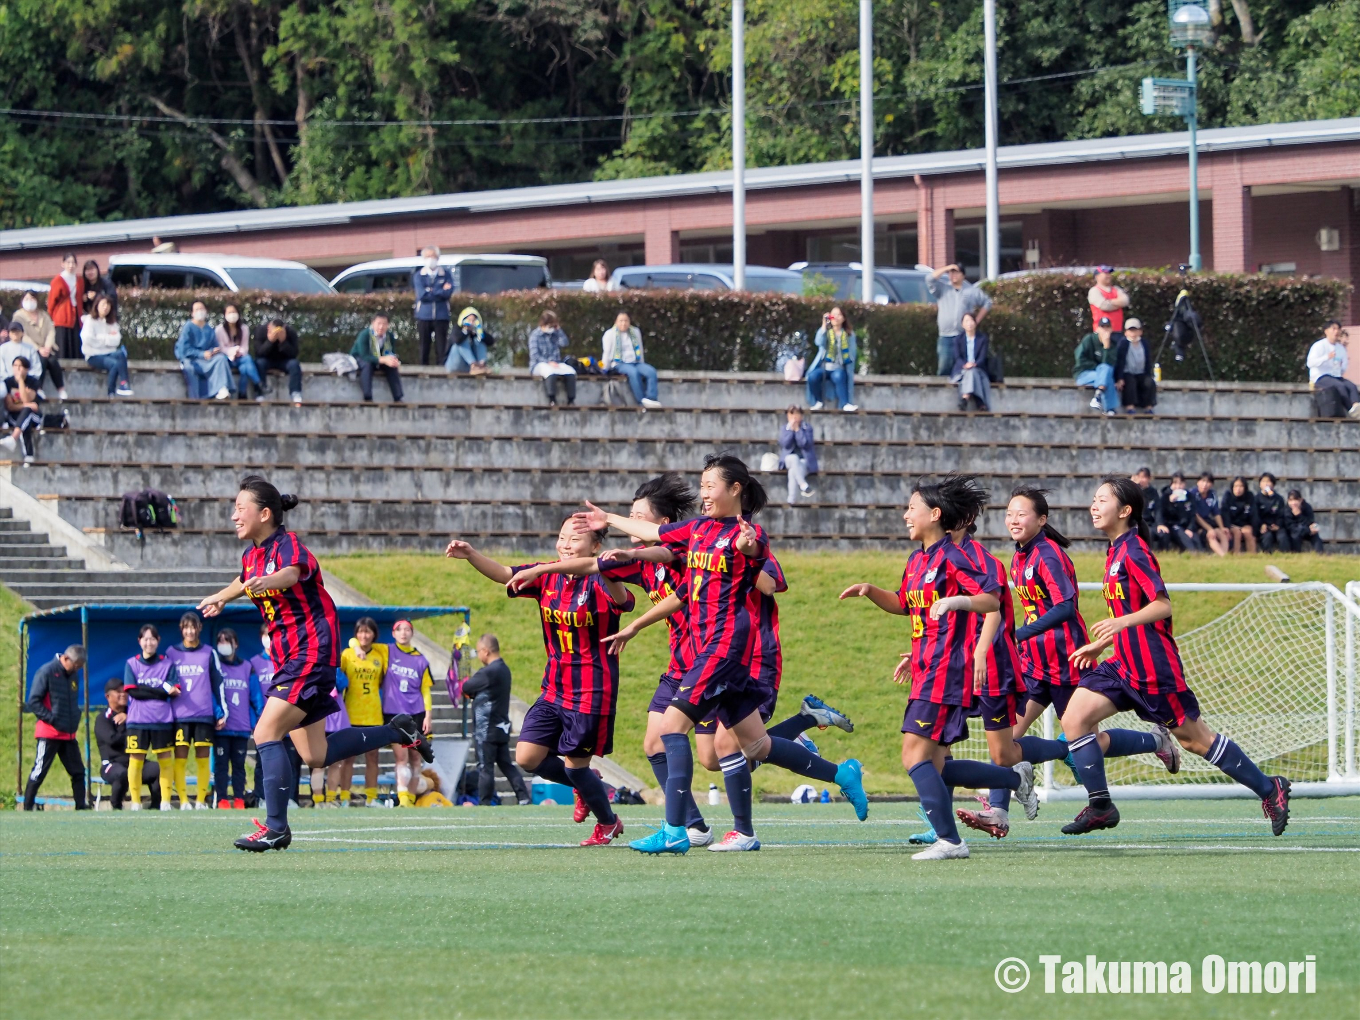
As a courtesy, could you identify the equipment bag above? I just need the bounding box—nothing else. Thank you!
[120,489,178,531]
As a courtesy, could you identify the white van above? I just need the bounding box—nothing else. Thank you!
[107,253,335,294]
[330,254,550,295]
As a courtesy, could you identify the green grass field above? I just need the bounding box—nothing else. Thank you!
[1,799,1357,1018]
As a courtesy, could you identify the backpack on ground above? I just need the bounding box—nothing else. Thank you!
[119,489,178,532]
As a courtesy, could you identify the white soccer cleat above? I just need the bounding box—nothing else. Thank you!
[128,801,142,811]
[707,830,761,851]
[1012,761,1039,820]
[957,801,1009,839]
[1152,724,1181,774]
[686,825,715,848]
[180,802,194,811]
[911,838,969,860]
[159,802,172,812]
[194,801,209,810]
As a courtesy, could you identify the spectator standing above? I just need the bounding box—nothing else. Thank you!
[1254,472,1287,552]
[213,628,262,809]
[778,404,817,503]
[80,259,118,319]
[1221,476,1258,553]
[383,619,433,808]
[349,313,405,403]
[338,617,387,807]
[1156,472,1202,552]
[1074,316,1120,416]
[215,304,265,401]
[1306,320,1360,419]
[413,247,455,366]
[528,310,576,406]
[22,644,88,810]
[46,253,85,359]
[806,306,859,412]
[95,677,161,810]
[9,295,66,399]
[601,311,661,408]
[252,318,303,406]
[581,259,611,293]
[925,263,991,376]
[175,300,233,399]
[80,296,133,397]
[1114,317,1156,413]
[1192,471,1231,556]
[462,634,529,805]
[1087,265,1129,332]
[123,623,179,812]
[2,356,44,464]
[950,312,990,411]
[446,306,493,375]
[1283,489,1324,553]
[1131,466,1162,547]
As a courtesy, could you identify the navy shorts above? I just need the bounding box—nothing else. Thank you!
[1024,678,1080,718]
[127,726,174,754]
[901,699,970,746]
[977,693,1019,732]
[174,720,216,747]
[695,688,777,736]
[647,675,681,715]
[1079,660,1202,728]
[672,655,771,732]
[519,697,615,758]
[266,660,340,728]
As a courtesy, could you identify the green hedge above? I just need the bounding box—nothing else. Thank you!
[4,269,1346,381]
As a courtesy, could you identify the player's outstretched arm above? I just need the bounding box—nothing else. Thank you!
[839,583,906,616]
[445,539,514,584]
[573,501,661,544]
[507,556,599,591]
[199,576,247,618]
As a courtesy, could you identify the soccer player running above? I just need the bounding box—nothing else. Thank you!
[122,624,180,811]
[840,475,1030,861]
[383,619,435,808]
[338,617,387,806]
[446,518,635,847]
[1060,475,1291,835]
[198,476,433,851]
[576,454,867,855]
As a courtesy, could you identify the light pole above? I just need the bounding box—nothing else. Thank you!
[859,0,874,302]
[983,0,1000,280]
[732,0,746,291]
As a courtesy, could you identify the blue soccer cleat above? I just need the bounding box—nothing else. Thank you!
[629,822,690,855]
[1058,733,1080,784]
[802,694,854,732]
[835,759,869,821]
[795,732,819,757]
[908,804,937,845]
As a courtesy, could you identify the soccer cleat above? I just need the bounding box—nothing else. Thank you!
[234,818,292,852]
[708,830,761,851]
[801,694,854,733]
[908,805,937,845]
[1151,725,1181,774]
[572,788,589,824]
[1261,776,1291,836]
[686,825,715,848]
[795,733,819,757]
[195,800,210,810]
[517,797,532,806]
[629,823,690,855]
[911,838,969,861]
[217,799,233,810]
[1058,734,1080,784]
[580,819,624,846]
[835,759,869,821]
[388,713,435,763]
[159,802,172,812]
[128,801,142,811]
[1012,761,1039,820]
[1061,802,1121,834]
[180,802,194,811]
[233,798,245,810]
[957,799,1010,839]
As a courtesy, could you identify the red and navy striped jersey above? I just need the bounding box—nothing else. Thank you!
[745,555,788,689]
[658,517,768,663]
[955,536,1025,697]
[1102,530,1187,693]
[1010,533,1089,685]
[509,565,636,715]
[240,528,339,669]
[598,554,691,679]
[897,537,998,706]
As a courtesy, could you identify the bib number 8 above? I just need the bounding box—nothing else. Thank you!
[399,680,409,693]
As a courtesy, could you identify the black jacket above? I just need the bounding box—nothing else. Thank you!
[1113,336,1153,381]
[1156,487,1198,530]
[26,656,82,735]
[1254,490,1287,529]
[252,323,300,362]
[95,708,128,767]
[81,274,118,318]
[1285,501,1317,536]
[1139,485,1160,529]
[1221,490,1258,528]
[462,659,512,743]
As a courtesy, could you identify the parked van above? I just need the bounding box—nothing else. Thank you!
[107,253,335,294]
[608,264,804,295]
[331,254,550,294]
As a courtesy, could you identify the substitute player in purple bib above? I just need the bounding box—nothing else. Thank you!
[213,628,263,809]
[1060,475,1292,835]
[197,476,433,851]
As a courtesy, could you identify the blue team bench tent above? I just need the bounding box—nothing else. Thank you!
[16,603,468,805]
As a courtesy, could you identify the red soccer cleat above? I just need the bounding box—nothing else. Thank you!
[233,798,245,810]
[572,787,589,823]
[580,819,624,846]
[217,799,234,810]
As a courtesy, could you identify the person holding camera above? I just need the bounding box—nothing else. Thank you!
[926,263,991,375]
[446,306,492,376]
[805,306,858,412]
[413,247,455,366]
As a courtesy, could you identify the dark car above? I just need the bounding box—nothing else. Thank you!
[791,262,931,304]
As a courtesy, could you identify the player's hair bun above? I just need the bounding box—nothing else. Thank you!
[280,493,299,512]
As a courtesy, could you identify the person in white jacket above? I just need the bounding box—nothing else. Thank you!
[601,311,660,408]
[80,295,133,396]
[1306,320,1359,419]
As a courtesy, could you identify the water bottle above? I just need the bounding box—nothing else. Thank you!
[820,788,831,804]
[708,783,720,806]
[1153,362,1162,383]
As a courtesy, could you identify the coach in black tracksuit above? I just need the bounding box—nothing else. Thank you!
[95,677,162,809]
[23,645,88,810]
[463,635,529,805]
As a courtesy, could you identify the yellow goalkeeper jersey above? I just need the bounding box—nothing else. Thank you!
[340,643,387,726]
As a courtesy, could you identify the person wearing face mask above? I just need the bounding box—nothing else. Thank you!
[446,306,493,376]
[174,300,234,399]
[212,628,263,809]
[80,259,118,320]
[9,294,66,399]
[412,246,455,366]
[214,304,265,401]
[46,252,86,360]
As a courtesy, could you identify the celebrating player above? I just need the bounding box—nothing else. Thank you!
[446,518,635,846]
[384,619,435,808]
[338,617,387,806]
[213,628,262,809]
[122,624,180,811]
[1060,475,1292,835]
[198,476,432,851]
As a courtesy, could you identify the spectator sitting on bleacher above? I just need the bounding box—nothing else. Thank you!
[529,310,576,407]
[9,293,66,399]
[2,356,43,464]
[463,633,530,805]
[1155,472,1203,552]
[215,304,265,402]
[175,300,233,400]
[1114,317,1156,414]
[779,404,817,502]
[807,306,859,412]
[602,311,661,408]
[1222,476,1257,553]
[1,321,40,381]
[1283,489,1324,553]
[95,676,160,809]
[1306,320,1359,419]
[1192,471,1231,557]
[1074,316,1119,416]
[447,306,492,376]
[1254,472,1287,553]
[81,296,133,397]
[350,313,404,403]
[252,318,303,406]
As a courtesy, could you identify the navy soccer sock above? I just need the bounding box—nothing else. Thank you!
[649,752,706,829]
[531,754,572,787]
[647,751,669,790]
[989,787,1013,812]
[765,713,816,741]
[763,735,838,783]
[1103,728,1159,758]
[565,765,617,825]
[1204,734,1274,798]
[909,762,961,843]
[256,740,292,832]
[323,725,403,767]
[1068,733,1111,808]
[1017,734,1069,763]
[719,753,754,836]
[661,732,694,829]
[939,758,1018,790]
